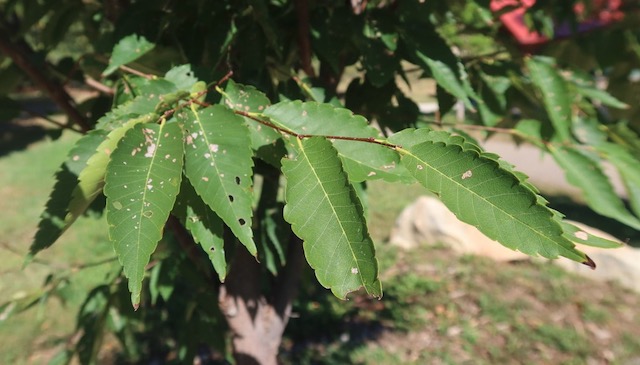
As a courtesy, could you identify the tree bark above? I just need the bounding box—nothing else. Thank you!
[218,162,305,365]
[218,236,304,365]
[294,0,315,77]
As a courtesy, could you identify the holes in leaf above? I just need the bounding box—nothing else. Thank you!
[209,246,215,252]
[228,195,234,202]
[235,176,241,185]
[238,218,246,226]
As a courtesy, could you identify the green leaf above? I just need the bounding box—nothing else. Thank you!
[476,71,509,126]
[28,130,107,261]
[595,143,640,219]
[282,137,382,299]
[257,204,289,275]
[356,37,398,87]
[173,180,227,281]
[415,53,474,111]
[568,70,629,109]
[75,286,110,365]
[127,77,178,99]
[103,34,155,76]
[165,64,198,90]
[560,221,622,249]
[97,80,173,131]
[67,114,156,231]
[179,105,256,255]
[572,116,607,145]
[149,260,177,304]
[526,56,572,141]
[104,122,184,307]
[549,145,640,230]
[607,122,640,157]
[264,101,410,183]
[389,129,589,264]
[222,80,283,166]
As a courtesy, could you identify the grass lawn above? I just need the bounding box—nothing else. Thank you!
[2,123,640,364]
[0,128,118,364]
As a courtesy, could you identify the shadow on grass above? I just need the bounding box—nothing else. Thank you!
[0,97,65,157]
[0,121,56,157]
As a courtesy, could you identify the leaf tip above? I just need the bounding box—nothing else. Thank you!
[22,253,34,269]
[131,292,141,311]
[582,254,596,270]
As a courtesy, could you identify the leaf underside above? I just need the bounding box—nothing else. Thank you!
[105,122,184,306]
[390,129,588,264]
[178,105,256,255]
[282,137,382,299]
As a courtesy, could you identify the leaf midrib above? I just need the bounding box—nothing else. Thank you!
[401,143,579,259]
[132,123,166,288]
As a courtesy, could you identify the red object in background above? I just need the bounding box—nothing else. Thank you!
[491,0,624,51]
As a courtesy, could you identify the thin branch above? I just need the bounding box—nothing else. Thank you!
[153,70,233,123]
[431,121,523,135]
[294,0,315,77]
[233,109,399,148]
[85,76,115,95]
[214,70,234,88]
[0,21,91,132]
[118,64,154,79]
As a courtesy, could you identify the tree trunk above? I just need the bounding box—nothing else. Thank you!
[219,235,304,365]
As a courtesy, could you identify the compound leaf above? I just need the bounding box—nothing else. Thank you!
[179,105,256,255]
[104,122,184,307]
[264,101,409,182]
[282,137,382,299]
[390,129,590,265]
